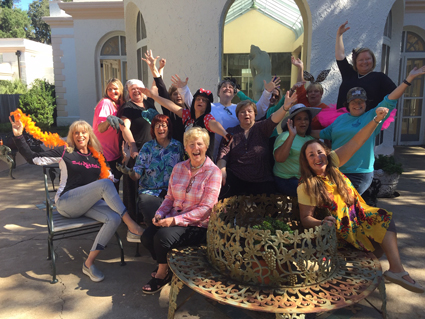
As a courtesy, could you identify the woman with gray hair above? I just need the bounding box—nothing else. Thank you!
[118,79,158,220]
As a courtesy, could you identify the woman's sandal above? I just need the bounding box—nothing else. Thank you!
[142,272,172,295]
[151,266,158,278]
[383,270,424,293]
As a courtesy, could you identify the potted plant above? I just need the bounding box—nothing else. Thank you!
[373,155,403,198]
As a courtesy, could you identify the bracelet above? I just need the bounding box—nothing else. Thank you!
[284,107,290,112]
[373,116,382,124]
[403,79,412,86]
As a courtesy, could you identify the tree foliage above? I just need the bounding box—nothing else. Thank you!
[0,6,32,38]
[19,79,56,130]
[0,79,28,94]
[0,0,14,9]
[28,0,51,44]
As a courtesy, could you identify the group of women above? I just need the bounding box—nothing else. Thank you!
[10,21,424,295]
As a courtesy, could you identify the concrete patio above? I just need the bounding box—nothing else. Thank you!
[0,146,424,319]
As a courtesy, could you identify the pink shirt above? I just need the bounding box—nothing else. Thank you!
[93,98,120,161]
[156,157,222,228]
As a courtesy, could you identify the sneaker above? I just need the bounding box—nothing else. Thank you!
[127,230,141,243]
[82,262,105,282]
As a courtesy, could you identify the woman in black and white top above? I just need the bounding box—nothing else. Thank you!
[10,117,143,282]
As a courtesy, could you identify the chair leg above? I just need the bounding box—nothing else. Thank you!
[114,232,126,266]
[48,237,58,284]
[135,243,141,257]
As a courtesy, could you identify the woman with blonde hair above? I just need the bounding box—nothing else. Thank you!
[93,78,125,191]
[140,127,222,294]
[10,117,143,283]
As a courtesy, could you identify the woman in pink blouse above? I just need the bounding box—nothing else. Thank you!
[141,127,222,294]
[93,78,125,191]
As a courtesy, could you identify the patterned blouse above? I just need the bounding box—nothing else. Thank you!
[133,139,184,197]
[297,151,393,252]
[181,109,214,132]
[156,157,222,228]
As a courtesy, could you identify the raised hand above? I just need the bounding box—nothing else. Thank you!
[408,65,425,79]
[106,115,124,132]
[159,58,166,70]
[284,91,298,110]
[142,49,159,67]
[287,119,297,137]
[291,56,303,68]
[337,21,350,36]
[9,115,24,136]
[264,77,281,92]
[171,74,188,88]
[375,107,389,122]
[139,87,153,98]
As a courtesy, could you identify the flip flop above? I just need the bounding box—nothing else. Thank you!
[383,270,424,293]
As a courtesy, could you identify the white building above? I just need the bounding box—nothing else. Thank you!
[0,38,54,86]
[44,0,425,153]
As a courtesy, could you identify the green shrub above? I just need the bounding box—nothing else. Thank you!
[0,79,27,94]
[374,155,403,175]
[0,122,12,133]
[19,79,56,130]
[251,216,293,235]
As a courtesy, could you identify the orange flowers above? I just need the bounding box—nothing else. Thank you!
[10,109,109,180]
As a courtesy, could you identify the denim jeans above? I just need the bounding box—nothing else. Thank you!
[343,172,374,195]
[56,179,125,251]
[274,176,298,197]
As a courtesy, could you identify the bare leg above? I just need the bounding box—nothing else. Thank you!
[380,230,414,284]
[85,250,101,268]
[122,211,144,235]
[143,263,169,291]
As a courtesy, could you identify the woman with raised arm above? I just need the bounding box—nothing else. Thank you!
[140,86,231,159]
[10,114,143,282]
[335,21,396,111]
[118,79,158,220]
[93,78,125,192]
[297,106,423,294]
[216,90,297,198]
[142,50,189,144]
[316,66,425,194]
[140,127,221,294]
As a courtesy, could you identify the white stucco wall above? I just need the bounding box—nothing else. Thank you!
[124,0,231,104]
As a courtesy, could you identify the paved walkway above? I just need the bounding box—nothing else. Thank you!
[0,146,424,319]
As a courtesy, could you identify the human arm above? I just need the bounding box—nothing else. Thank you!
[237,90,256,103]
[256,77,280,119]
[299,203,336,228]
[158,58,166,77]
[291,56,304,82]
[216,158,227,186]
[335,107,389,166]
[208,119,231,143]
[139,87,183,118]
[335,21,350,61]
[310,130,321,139]
[388,66,425,100]
[270,90,298,124]
[120,118,139,158]
[142,49,160,78]
[273,121,296,163]
[172,74,192,108]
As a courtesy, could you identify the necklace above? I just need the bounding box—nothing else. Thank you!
[190,157,206,170]
[358,71,372,79]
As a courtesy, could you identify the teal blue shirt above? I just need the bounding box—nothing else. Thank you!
[320,95,396,174]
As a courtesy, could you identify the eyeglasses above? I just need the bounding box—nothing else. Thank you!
[154,123,168,129]
[195,96,209,103]
[186,176,195,193]
[272,94,280,99]
[224,107,232,115]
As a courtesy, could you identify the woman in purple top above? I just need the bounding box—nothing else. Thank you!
[216,91,297,199]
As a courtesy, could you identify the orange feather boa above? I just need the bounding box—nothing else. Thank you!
[10,109,110,179]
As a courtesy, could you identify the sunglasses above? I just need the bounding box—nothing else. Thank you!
[224,107,232,115]
[186,176,196,193]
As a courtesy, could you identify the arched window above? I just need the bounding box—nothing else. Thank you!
[136,11,148,85]
[100,35,127,94]
[397,30,425,144]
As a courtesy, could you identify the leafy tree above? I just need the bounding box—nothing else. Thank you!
[0,6,32,38]
[19,79,56,130]
[0,0,14,9]
[28,0,51,44]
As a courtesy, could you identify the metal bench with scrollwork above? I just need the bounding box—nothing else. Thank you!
[167,194,386,319]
